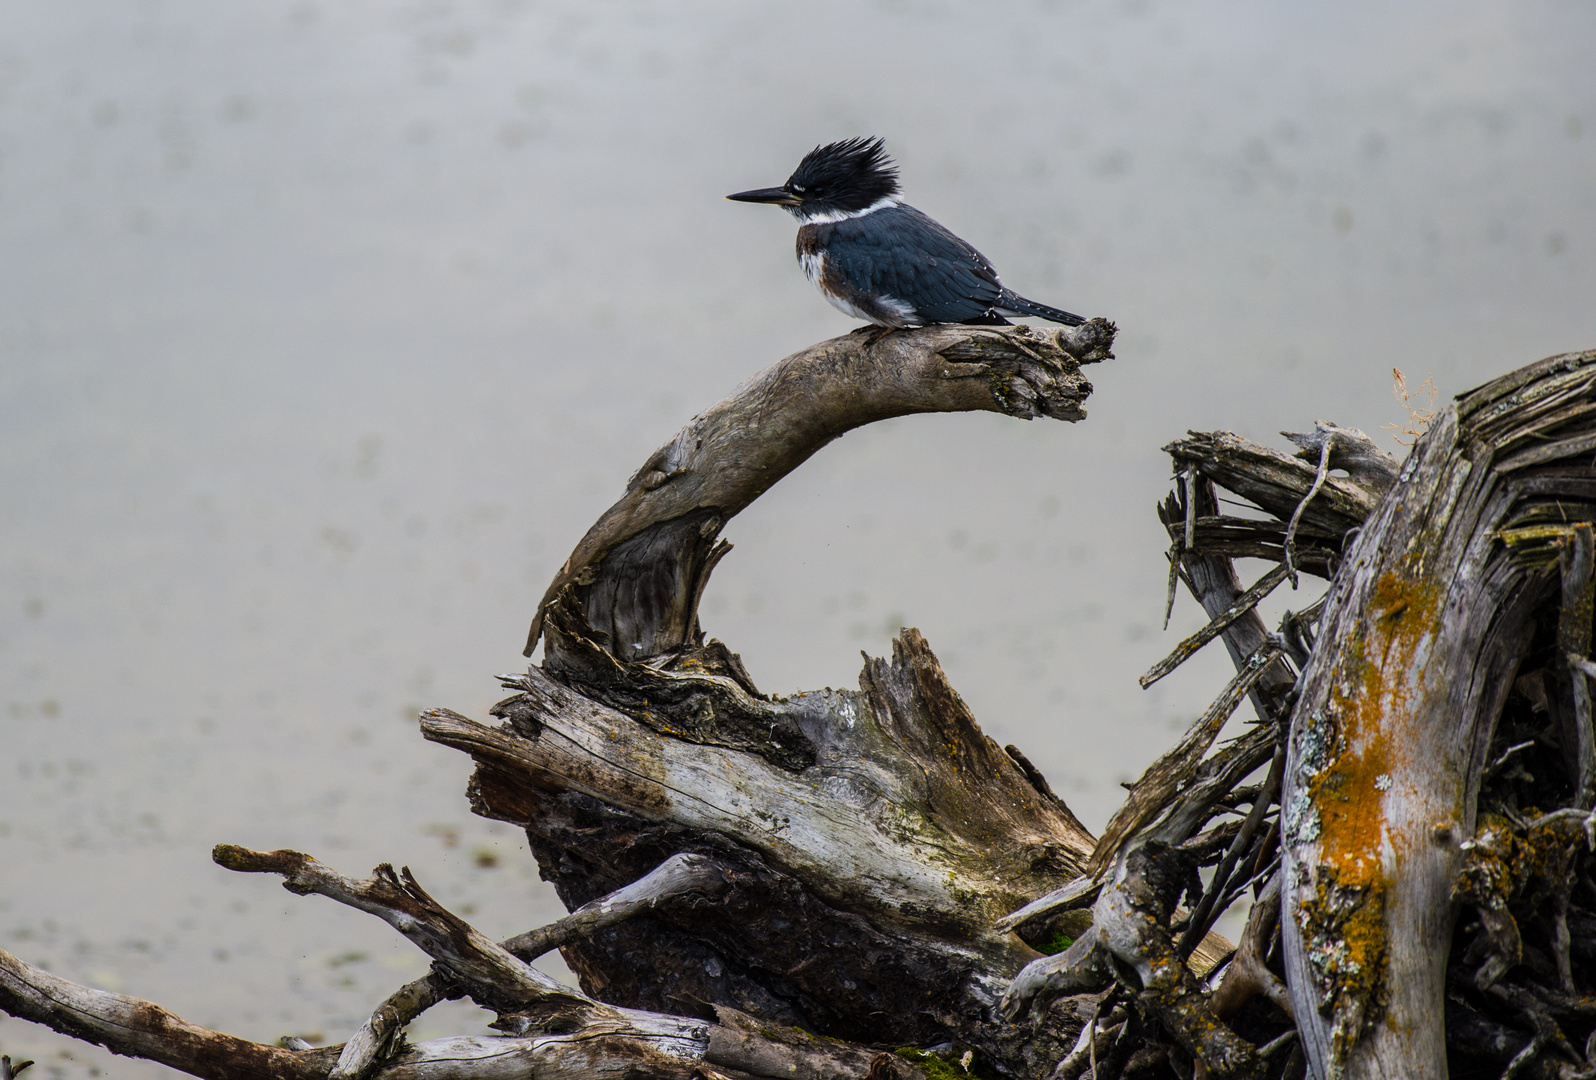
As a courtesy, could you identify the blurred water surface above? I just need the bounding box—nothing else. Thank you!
[2,1,1594,1074]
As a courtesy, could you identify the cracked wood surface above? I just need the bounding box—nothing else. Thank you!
[431,626,1097,938]
[1282,349,1596,1079]
[430,619,1098,1063]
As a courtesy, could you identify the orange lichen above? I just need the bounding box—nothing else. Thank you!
[1296,557,1445,1069]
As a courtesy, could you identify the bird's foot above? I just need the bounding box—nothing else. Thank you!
[850,324,897,346]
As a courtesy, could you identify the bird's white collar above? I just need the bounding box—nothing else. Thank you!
[791,195,902,225]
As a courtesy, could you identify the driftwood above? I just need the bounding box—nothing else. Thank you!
[1,322,1113,1080]
[445,322,1117,1070]
[5,325,1596,1080]
[0,847,899,1080]
[1283,351,1596,1080]
[523,319,1114,658]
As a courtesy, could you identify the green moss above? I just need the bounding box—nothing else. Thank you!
[893,1046,1001,1080]
[1037,930,1075,955]
[895,1048,964,1080]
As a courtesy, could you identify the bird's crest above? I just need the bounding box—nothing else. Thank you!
[787,137,900,208]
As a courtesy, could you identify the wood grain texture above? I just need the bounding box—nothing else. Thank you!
[430,623,1099,1062]
[1281,350,1596,1079]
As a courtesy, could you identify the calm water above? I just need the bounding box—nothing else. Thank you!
[3,2,1594,1075]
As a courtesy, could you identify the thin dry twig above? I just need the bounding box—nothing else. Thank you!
[524,320,1112,656]
[1483,740,1537,783]
[1183,466,1199,553]
[1176,745,1285,959]
[1163,543,1182,631]
[1090,639,1283,877]
[1162,468,1199,630]
[1051,1004,1125,1080]
[1282,434,1335,587]
[1141,563,1291,689]
[1087,999,1100,1080]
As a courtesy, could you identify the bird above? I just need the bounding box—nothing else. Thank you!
[727,137,1085,330]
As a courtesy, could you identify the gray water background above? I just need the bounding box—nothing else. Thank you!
[2,2,1594,1075]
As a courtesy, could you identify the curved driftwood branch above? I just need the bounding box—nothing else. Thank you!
[524,319,1114,658]
[417,321,1117,1075]
[1282,349,1596,1079]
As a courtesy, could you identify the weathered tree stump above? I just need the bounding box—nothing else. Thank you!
[439,321,1115,1069]
[1282,350,1596,1080]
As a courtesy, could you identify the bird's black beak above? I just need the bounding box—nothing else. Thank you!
[726,186,802,206]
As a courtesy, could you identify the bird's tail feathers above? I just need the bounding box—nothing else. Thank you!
[996,290,1086,327]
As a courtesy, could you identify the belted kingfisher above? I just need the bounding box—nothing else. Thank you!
[728,137,1085,329]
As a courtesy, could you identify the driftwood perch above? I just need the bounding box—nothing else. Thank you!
[449,321,1117,1068]
[1,321,1115,1080]
[524,319,1113,657]
[7,324,1596,1080]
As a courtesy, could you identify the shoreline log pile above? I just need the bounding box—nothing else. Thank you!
[4,329,1595,1080]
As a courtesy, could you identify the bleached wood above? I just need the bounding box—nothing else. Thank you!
[2,855,914,1080]
[433,620,1103,1067]
[328,853,728,1080]
[425,649,1087,949]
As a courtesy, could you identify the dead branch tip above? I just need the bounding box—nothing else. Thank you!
[212,844,313,876]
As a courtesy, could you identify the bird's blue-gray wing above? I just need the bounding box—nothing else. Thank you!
[821,205,1004,323]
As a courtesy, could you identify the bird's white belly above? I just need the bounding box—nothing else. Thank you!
[799,250,918,327]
